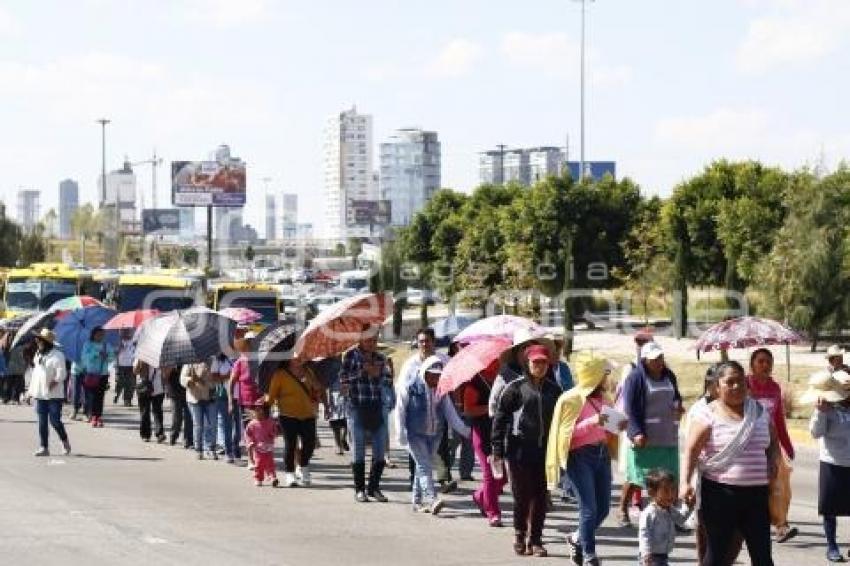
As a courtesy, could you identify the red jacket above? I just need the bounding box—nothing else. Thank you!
[747,375,794,460]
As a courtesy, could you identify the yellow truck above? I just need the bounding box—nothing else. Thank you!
[209,281,281,331]
[115,273,203,313]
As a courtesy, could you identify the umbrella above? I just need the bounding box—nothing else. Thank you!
[134,307,236,368]
[694,316,802,352]
[453,314,546,345]
[431,315,477,346]
[53,305,119,363]
[253,321,296,392]
[11,310,60,350]
[48,295,106,312]
[103,309,161,330]
[694,316,803,381]
[0,314,31,333]
[436,337,512,397]
[219,307,263,325]
[295,293,391,360]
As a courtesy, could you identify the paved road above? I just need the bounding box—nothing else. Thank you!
[0,401,831,565]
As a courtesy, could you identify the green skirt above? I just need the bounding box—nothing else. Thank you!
[625,445,679,487]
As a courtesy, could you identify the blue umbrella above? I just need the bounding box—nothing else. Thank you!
[53,306,119,363]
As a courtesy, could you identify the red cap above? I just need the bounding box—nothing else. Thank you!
[525,345,550,363]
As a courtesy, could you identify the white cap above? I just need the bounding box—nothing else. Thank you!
[640,342,664,360]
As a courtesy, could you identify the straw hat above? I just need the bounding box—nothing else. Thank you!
[35,328,57,345]
[800,370,850,404]
[573,351,614,397]
[826,345,846,360]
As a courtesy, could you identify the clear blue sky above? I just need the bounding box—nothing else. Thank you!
[1,0,847,232]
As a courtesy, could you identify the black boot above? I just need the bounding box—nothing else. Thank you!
[332,425,344,455]
[367,460,388,502]
[352,462,368,502]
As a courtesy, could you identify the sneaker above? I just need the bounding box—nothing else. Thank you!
[827,547,843,562]
[62,441,71,456]
[33,447,49,457]
[368,489,388,503]
[430,498,445,516]
[271,478,280,488]
[567,533,582,565]
[355,490,369,503]
[284,472,298,487]
[299,466,312,487]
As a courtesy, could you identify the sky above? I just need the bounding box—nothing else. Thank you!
[1,0,848,235]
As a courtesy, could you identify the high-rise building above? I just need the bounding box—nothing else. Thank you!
[265,194,276,241]
[16,190,40,234]
[479,146,564,187]
[296,223,314,239]
[59,179,79,239]
[323,106,375,241]
[282,193,298,240]
[99,159,140,234]
[379,128,441,227]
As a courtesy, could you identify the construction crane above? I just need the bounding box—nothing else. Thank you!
[130,150,164,209]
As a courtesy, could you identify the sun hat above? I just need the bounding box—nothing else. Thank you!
[800,370,850,405]
[574,351,614,396]
[826,345,846,359]
[35,328,57,344]
[640,342,664,360]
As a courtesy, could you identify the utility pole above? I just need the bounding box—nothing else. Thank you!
[96,118,114,267]
[574,0,594,181]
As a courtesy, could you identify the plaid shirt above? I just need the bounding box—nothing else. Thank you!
[340,347,394,409]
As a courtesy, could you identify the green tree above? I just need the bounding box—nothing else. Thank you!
[70,204,102,265]
[19,223,47,264]
[0,203,22,266]
[182,247,199,266]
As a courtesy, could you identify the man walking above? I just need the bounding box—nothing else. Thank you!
[114,330,135,406]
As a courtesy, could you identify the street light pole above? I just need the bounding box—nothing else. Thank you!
[574,0,594,181]
[96,118,114,267]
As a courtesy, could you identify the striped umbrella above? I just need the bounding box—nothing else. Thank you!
[103,309,160,330]
[295,293,391,360]
[48,295,106,312]
[219,307,263,325]
[134,307,236,367]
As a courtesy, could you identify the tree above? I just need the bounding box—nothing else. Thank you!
[71,204,102,265]
[42,208,58,239]
[19,223,47,264]
[347,237,363,258]
[182,247,199,266]
[0,203,21,266]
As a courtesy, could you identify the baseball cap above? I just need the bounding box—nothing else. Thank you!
[525,345,550,362]
[640,342,664,360]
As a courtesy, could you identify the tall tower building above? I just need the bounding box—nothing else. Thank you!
[16,189,40,234]
[380,128,441,226]
[323,106,374,241]
[265,193,276,241]
[59,179,79,239]
[282,193,298,240]
[98,159,139,234]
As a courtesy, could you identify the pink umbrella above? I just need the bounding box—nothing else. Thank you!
[453,314,546,345]
[103,309,160,330]
[219,307,263,325]
[437,337,512,397]
[295,293,392,360]
[694,316,802,352]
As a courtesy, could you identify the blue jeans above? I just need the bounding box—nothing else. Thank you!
[35,399,68,449]
[566,443,612,560]
[214,396,234,458]
[408,433,439,505]
[348,409,387,464]
[189,400,216,453]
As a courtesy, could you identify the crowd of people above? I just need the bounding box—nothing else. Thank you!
[9,319,850,565]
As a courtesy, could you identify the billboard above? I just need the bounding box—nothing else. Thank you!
[172,160,247,207]
[142,208,181,235]
[346,200,391,226]
[566,161,616,182]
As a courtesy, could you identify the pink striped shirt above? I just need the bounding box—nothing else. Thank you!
[697,403,771,486]
[570,396,610,451]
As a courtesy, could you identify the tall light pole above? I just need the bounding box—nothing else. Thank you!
[574,0,593,181]
[96,118,115,267]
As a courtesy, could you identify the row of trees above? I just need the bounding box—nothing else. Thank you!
[383,160,850,349]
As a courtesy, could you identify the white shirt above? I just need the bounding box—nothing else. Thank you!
[117,340,135,367]
[28,348,67,400]
[395,351,448,446]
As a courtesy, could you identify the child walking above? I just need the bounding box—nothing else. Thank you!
[244,400,279,487]
[638,469,691,566]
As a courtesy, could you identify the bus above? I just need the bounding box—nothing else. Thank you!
[115,274,203,313]
[2,263,95,317]
[209,282,281,330]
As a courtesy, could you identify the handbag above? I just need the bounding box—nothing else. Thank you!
[83,373,102,390]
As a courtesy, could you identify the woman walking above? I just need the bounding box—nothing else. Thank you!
[492,344,561,557]
[805,370,850,562]
[81,327,115,428]
[748,348,797,543]
[680,361,778,566]
[547,352,624,566]
[181,359,216,460]
[211,353,236,463]
[463,358,507,526]
[266,356,322,487]
[134,359,166,443]
[27,330,71,457]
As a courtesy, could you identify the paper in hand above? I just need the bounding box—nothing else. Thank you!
[600,405,627,434]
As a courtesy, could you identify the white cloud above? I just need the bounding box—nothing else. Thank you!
[177,0,270,29]
[736,0,850,73]
[424,38,484,78]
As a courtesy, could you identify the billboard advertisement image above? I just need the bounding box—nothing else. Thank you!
[172,160,247,207]
[142,209,181,235]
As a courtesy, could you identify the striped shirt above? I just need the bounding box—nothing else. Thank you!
[697,402,771,486]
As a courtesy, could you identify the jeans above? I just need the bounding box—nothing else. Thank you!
[566,443,613,559]
[214,396,234,458]
[700,478,773,566]
[472,426,506,520]
[138,393,164,440]
[279,416,317,472]
[508,456,548,545]
[408,433,439,505]
[35,399,68,449]
[348,409,387,464]
[189,400,216,453]
[84,376,107,418]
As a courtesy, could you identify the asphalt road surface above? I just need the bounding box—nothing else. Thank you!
[0,401,832,565]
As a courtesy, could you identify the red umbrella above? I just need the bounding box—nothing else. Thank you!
[295,293,391,360]
[694,316,802,352]
[437,337,512,397]
[103,309,161,330]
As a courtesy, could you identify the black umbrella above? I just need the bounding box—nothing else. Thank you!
[253,321,296,393]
